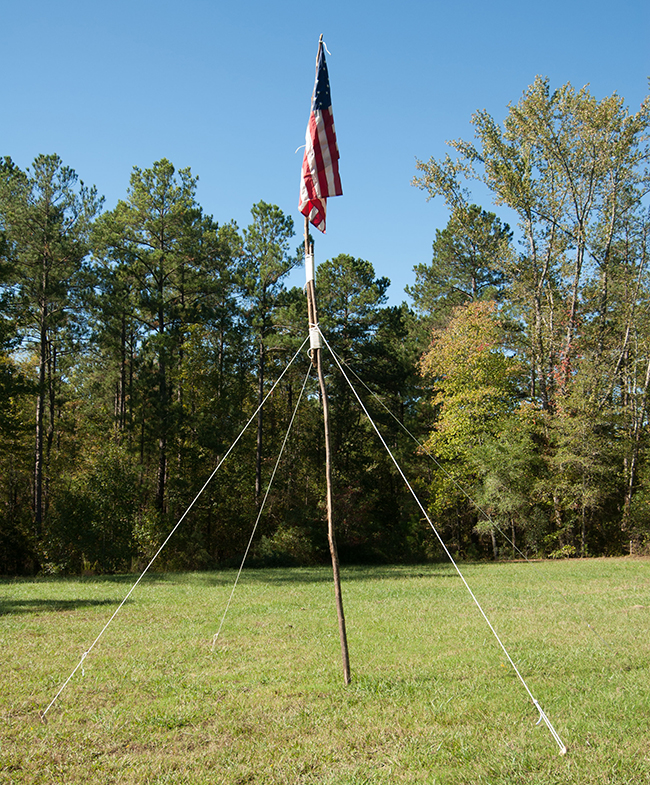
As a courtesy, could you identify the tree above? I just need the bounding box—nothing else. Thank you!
[316,254,391,461]
[239,201,298,504]
[407,204,512,330]
[414,77,650,553]
[0,170,34,571]
[414,77,650,411]
[0,154,102,545]
[420,301,522,555]
[471,406,546,558]
[317,254,390,351]
[93,159,221,517]
[312,254,423,561]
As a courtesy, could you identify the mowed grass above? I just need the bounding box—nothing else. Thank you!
[1,558,649,784]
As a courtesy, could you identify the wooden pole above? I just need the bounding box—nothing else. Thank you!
[304,217,351,685]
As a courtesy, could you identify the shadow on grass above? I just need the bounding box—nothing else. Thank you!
[193,564,458,586]
[0,565,459,604]
[0,597,127,617]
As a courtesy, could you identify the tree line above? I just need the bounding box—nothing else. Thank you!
[1,77,649,574]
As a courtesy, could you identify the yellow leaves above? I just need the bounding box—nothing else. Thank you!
[421,301,521,461]
[421,301,518,388]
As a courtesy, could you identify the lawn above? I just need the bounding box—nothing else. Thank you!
[1,558,649,783]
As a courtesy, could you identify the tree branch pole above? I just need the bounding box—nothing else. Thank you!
[304,215,351,685]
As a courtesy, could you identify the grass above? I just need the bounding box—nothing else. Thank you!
[1,558,649,783]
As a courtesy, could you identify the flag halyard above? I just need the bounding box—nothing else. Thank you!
[299,42,342,233]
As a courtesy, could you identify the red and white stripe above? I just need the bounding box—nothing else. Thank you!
[299,106,342,233]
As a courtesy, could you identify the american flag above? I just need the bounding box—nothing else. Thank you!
[299,41,342,233]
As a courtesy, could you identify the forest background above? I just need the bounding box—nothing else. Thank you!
[1,77,650,575]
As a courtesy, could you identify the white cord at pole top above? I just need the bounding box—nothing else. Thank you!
[305,252,315,283]
[309,323,322,349]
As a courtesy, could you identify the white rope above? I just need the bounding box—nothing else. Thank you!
[342,360,611,649]
[340,361,498,521]
[319,331,567,755]
[211,362,313,650]
[41,337,310,721]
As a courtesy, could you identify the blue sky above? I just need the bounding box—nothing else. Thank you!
[2,0,648,305]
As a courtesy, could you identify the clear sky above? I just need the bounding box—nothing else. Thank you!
[2,0,648,305]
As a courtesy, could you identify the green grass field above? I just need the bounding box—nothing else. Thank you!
[1,558,649,784]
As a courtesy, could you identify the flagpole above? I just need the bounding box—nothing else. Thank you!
[304,216,351,686]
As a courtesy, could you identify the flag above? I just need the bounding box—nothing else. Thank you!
[299,41,342,233]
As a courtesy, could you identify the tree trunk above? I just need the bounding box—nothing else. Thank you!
[33,294,47,541]
[490,528,498,559]
[156,320,168,513]
[622,354,650,527]
[255,339,265,505]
